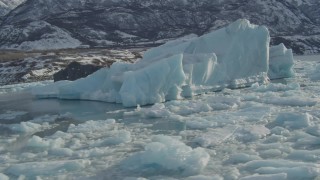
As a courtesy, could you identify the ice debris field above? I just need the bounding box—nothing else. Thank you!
[0,19,320,179]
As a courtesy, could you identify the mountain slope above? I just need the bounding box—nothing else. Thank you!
[0,0,25,17]
[0,0,320,54]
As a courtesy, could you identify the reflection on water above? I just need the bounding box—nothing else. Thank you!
[0,92,129,123]
[0,91,186,138]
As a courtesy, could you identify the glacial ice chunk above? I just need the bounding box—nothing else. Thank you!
[269,43,295,79]
[267,112,313,130]
[6,160,90,177]
[32,19,294,107]
[122,135,210,176]
[243,160,320,180]
[239,173,287,180]
[0,173,9,180]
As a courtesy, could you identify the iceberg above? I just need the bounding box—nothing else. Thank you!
[268,43,295,79]
[33,19,294,107]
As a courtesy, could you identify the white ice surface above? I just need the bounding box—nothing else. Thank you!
[32,19,275,107]
[122,135,210,176]
[0,57,319,179]
[239,173,287,180]
[0,173,9,180]
[6,160,91,177]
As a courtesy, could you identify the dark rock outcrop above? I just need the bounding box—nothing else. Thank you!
[53,61,103,82]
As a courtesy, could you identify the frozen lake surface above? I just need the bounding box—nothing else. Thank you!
[1,55,320,179]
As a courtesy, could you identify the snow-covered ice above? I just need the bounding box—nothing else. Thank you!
[32,19,294,107]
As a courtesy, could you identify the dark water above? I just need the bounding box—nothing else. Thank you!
[0,92,127,123]
[0,92,186,135]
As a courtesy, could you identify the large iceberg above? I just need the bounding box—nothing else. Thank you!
[33,19,294,107]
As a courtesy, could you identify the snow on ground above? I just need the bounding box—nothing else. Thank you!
[0,55,320,179]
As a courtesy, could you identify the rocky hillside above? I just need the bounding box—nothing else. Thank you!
[0,0,25,17]
[0,0,319,54]
[0,48,143,85]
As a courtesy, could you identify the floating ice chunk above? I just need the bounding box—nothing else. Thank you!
[3,114,67,135]
[268,43,295,79]
[243,160,320,180]
[225,153,261,165]
[26,136,65,149]
[207,96,241,110]
[67,120,131,147]
[235,105,272,122]
[251,82,300,92]
[6,160,91,177]
[270,127,291,137]
[166,96,240,116]
[123,178,148,180]
[310,64,320,81]
[33,19,271,107]
[193,126,238,147]
[186,117,218,129]
[0,110,27,120]
[236,125,270,142]
[8,122,43,134]
[223,168,241,180]
[239,173,287,180]
[268,112,313,130]
[74,147,110,158]
[262,96,317,107]
[264,134,287,143]
[259,149,283,159]
[306,125,320,136]
[167,101,213,115]
[292,132,320,148]
[27,135,50,148]
[125,103,172,118]
[256,167,319,180]
[67,120,116,133]
[122,135,210,176]
[30,114,70,123]
[49,148,74,157]
[0,173,9,180]
[185,175,223,180]
[97,130,132,146]
[256,143,292,156]
[287,150,320,162]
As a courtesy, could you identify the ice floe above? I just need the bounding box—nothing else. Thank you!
[122,135,210,176]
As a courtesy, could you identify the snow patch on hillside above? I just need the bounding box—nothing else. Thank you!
[0,21,81,51]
